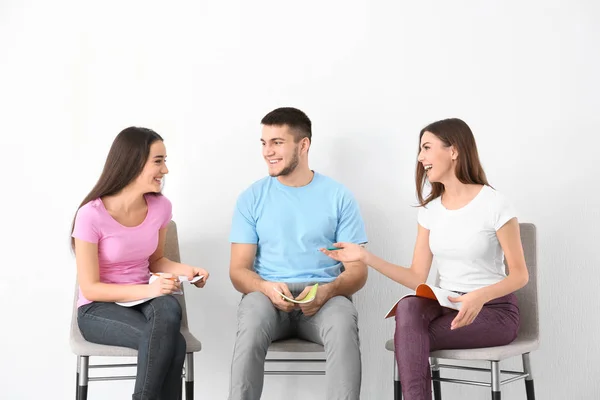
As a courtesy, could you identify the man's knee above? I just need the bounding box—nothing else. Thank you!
[319,297,359,340]
[236,292,278,340]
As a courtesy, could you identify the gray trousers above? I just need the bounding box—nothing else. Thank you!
[228,282,361,400]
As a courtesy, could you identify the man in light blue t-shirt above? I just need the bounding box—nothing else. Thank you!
[228,107,368,400]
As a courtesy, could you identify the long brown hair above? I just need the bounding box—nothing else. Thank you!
[70,127,164,250]
[416,118,489,207]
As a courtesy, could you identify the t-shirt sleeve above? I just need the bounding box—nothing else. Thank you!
[158,195,173,229]
[493,192,517,231]
[229,190,259,244]
[417,206,430,230]
[72,204,100,244]
[336,189,368,244]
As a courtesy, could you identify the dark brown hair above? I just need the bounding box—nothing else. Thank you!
[416,118,489,207]
[261,107,312,143]
[70,127,163,250]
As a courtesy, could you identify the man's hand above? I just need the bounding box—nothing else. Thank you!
[261,281,296,312]
[298,284,332,317]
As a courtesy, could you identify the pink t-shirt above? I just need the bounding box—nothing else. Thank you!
[72,194,173,307]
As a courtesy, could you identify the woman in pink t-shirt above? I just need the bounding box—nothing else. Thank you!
[71,127,209,400]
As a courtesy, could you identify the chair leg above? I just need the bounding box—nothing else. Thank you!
[393,355,402,400]
[185,353,194,400]
[77,356,89,400]
[75,357,80,400]
[430,357,442,400]
[522,353,536,400]
[491,361,501,400]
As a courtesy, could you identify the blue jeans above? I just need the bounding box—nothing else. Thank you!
[78,295,186,400]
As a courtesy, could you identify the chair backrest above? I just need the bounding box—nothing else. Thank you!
[512,223,538,340]
[71,220,190,332]
[433,222,539,340]
[164,221,191,329]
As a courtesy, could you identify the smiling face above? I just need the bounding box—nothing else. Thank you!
[415,118,490,207]
[133,140,169,193]
[261,125,303,177]
[417,131,457,183]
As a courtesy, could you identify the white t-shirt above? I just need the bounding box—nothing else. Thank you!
[418,185,516,293]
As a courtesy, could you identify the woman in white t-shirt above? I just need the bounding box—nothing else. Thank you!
[321,118,529,400]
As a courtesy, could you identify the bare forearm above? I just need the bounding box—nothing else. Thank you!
[325,261,368,298]
[477,272,529,303]
[363,252,425,290]
[150,257,192,276]
[81,282,150,303]
[230,268,267,295]
[480,220,530,303]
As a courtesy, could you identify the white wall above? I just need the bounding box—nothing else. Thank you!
[1,1,599,398]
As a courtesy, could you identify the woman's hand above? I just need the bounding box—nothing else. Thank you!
[448,291,487,330]
[147,273,181,297]
[186,266,210,288]
[319,242,366,263]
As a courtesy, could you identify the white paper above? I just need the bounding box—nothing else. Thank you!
[116,274,204,307]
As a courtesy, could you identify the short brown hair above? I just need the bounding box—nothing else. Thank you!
[261,107,312,143]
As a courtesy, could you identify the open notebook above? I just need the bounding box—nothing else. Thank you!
[116,274,204,307]
[384,283,463,319]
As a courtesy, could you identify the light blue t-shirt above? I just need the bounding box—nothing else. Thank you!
[229,172,368,283]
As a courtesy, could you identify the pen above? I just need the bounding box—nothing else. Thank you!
[152,273,178,281]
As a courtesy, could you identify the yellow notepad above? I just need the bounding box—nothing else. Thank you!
[273,283,319,304]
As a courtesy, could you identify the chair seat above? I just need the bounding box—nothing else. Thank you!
[268,338,325,353]
[70,327,202,357]
[385,335,539,361]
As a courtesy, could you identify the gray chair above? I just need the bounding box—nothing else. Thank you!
[265,338,326,376]
[70,221,202,400]
[386,222,539,400]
